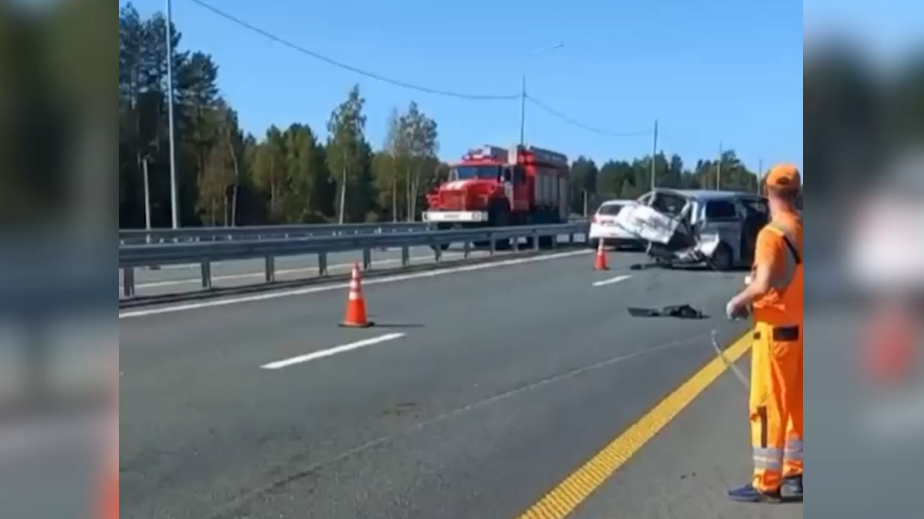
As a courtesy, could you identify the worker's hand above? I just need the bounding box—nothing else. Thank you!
[725,296,750,320]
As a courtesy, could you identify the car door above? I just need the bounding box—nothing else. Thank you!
[739,197,770,263]
[702,199,743,262]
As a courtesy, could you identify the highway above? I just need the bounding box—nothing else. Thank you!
[120,250,804,519]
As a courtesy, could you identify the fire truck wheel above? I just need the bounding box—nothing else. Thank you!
[489,204,512,250]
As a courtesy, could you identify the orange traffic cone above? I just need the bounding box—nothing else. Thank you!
[340,264,374,328]
[594,240,609,271]
[864,309,914,385]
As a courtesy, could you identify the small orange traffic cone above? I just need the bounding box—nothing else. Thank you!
[594,240,609,271]
[340,264,374,328]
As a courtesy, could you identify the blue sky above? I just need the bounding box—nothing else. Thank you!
[124,0,803,172]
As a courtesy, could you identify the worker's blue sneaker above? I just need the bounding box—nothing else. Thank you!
[783,475,803,498]
[728,484,782,503]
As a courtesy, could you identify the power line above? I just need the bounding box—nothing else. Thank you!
[186,0,520,101]
[525,95,652,138]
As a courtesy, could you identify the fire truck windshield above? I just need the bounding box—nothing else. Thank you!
[452,165,500,181]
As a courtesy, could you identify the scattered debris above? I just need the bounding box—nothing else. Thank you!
[627,304,707,320]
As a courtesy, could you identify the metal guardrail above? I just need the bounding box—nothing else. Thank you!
[118,222,431,245]
[119,217,591,245]
[119,223,590,298]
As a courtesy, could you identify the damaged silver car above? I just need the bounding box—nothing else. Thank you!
[613,188,769,271]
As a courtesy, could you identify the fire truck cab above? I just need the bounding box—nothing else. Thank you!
[423,144,570,247]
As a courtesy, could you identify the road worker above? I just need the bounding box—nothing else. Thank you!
[725,163,803,503]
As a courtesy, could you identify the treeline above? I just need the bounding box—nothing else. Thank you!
[119,3,765,229]
[569,151,763,213]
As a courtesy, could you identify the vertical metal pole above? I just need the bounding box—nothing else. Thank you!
[165,0,179,229]
[757,158,764,195]
[519,75,527,146]
[650,119,659,191]
[391,154,398,222]
[339,149,347,224]
[142,157,152,232]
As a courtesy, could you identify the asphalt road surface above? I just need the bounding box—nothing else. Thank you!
[120,250,804,519]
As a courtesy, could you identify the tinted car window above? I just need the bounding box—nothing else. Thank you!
[742,197,769,218]
[597,204,624,216]
[651,192,687,216]
[705,200,738,219]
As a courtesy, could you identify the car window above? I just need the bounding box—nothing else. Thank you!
[705,200,738,220]
[651,192,688,216]
[597,204,624,216]
[741,197,769,219]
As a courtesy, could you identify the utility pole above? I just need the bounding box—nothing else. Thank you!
[226,125,240,227]
[757,158,764,195]
[519,75,527,147]
[650,119,659,190]
[142,157,152,234]
[716,141,723,190]
[339,148,348,225]
[520,43,563,148]
[391,154,398,222]
[165,0,179,229]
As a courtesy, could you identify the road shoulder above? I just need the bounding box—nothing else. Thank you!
[568,352,804,519]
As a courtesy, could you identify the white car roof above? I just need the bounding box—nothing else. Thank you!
[597,199,636,207]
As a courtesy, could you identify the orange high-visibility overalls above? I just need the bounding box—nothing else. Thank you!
[749,211,803,492]
[100,472,119,519]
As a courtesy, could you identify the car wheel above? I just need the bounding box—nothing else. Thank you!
[709,242,734,271]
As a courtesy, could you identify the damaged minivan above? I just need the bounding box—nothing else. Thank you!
[612,188,769,271]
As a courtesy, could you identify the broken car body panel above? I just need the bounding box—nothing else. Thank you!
[613,189,769,270]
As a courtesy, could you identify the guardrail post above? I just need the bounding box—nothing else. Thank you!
[265,257,276,283]
[201,261,212,290]
[434,245,442,263]
[489,237,496,256]
[362,248,372,270]
[401,246,410,267]
[569,233,575,245]
[122,268,136,298]
[463,240,471,259]
[533,231,540,252]
[318,253,328,276]
[513,236,520,252]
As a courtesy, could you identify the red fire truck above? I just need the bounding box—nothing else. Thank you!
[423,144,570,247]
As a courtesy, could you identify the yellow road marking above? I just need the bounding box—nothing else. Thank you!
[514,332,752,519]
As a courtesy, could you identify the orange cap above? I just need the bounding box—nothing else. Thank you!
[765,163,801,191]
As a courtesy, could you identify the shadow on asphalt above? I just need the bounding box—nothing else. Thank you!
[367,323,426,329]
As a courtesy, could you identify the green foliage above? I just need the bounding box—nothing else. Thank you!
[574,150,762,215]
[326,85,374,223]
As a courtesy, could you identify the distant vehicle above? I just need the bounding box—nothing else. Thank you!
[615,188,770,271]
[423,144,570,249]
[588,199,644,250]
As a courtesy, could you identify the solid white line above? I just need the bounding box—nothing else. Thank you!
[119,249,590,319]
[125,253,465,290]
[261,333,407,370]
[592,274,632,287]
